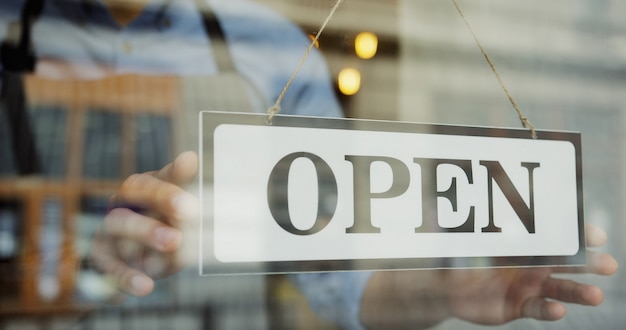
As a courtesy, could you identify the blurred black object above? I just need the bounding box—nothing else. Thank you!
[0,0,45,175]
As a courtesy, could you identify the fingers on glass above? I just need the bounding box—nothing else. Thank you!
[154,151,199,185]
[112,173,197,225]
[521,298,566,321]
[542,277,603,306]
[90,242,155,297]
[103,208,182,252]
[585,224,608,248]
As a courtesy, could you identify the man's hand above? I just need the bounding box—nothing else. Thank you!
[360,224,618,329]
[88,151,199,297]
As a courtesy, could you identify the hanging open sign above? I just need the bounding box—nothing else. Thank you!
[199,112,585,275]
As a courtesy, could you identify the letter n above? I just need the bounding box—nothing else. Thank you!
[480,161,540,234]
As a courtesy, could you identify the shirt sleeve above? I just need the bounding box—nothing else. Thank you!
[291,271,374,330]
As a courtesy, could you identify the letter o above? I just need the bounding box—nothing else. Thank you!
[267,152,338,235]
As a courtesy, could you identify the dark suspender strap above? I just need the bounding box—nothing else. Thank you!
[0,0,45,175]
[194,0,237,73]
[1,72,40,175]
[1,0,44,72]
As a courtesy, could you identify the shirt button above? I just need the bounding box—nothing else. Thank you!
[162,17,171,28]
[123,41,133,54]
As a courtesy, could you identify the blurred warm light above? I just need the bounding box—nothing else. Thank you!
[355,32,378,59]
[308,34,320,48]
[338,68,361,96]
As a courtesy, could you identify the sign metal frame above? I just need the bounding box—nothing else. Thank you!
[199,111,586,275]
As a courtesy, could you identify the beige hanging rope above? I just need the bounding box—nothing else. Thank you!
[451,0,537,139]
[266,0,344,125]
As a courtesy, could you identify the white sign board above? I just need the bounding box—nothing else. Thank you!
[199,112,585,274]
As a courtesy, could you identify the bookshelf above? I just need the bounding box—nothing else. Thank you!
[0,74,179,315]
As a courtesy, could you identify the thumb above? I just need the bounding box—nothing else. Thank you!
[153,151,199,185]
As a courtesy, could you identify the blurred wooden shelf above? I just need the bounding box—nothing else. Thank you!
[1,74,180,316]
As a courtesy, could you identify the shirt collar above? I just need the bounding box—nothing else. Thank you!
[51,0,173,31]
